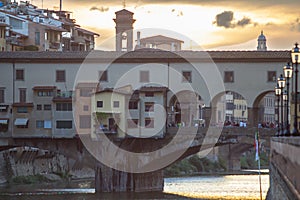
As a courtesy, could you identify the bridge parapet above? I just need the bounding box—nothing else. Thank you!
[268,137,300,200]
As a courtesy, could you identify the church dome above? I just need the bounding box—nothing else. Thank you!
[258,31,266,41]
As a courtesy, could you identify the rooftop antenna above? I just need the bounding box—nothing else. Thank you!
[122,0,126,9]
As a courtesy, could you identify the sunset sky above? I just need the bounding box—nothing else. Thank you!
[31,0,300,51]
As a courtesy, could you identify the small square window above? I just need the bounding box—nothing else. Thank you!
[37,104,42,110]
[113,101,119,108]
[145,92,154,97]
[145,118,154,128]
[129,101,138,109]
[145,102,154,112]
[97,101,103,108]
[140,71,149,82]
[83,105,89,111]
[16,69,24,81]
[224,71,234,83]
[267,71,276,82]
[44,104,52,110]
[0,88,4,103]
[182,71,192,82]
[36,120,44,128]
[99,70,108,82]
[56,70,66,82]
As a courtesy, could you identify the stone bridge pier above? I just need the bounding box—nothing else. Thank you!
[95,163,164,192]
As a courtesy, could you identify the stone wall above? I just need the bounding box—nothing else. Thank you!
[0,148,95,184]
[268,137,300,200]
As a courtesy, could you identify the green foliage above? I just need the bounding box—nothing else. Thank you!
[11,175,51,184]
[96,112,110,120]
[164,155,225,177]
[240,150,269,169]
[23,45,39,51]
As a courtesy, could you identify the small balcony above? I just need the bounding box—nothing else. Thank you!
[53,91,73,102]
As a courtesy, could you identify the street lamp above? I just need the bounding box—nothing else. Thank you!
[275,84,281,137]
[283,62,293,136]
[278,74,286,136]
[291,43,300,136]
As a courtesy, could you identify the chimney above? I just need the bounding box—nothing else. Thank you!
[137,31,141,46]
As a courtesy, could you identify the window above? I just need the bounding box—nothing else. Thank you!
[37,104,42,110]
[145,102,154,112]
[140,71,149,82]
[17,107,28,113]
[56,120,72,129]
[182,71,192,82]
[36,120,44,128]
[19,88,26,102]
[224,71,234,83]
[99,70,108,82]
[16,69,24,81]
[35,32,40,45]
[83,105,89,111]
[37,91,53,97]
[268,71,277,82]
[80,88,92,97]
[0,119,8,132]
[56,103,72,111]
[97,101,103,108]
[56,70,66,82]
[0,88,4,103]
[145,92,154,97]
[113,101,119,108]
[129,101,138,109]
[127,119,138,128]
[44,104,52,110]
[79,115,91,129]
[145,118,154,128]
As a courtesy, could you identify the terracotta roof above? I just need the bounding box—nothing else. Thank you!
[33,86,56,90]
[75,27,100,37]
[0,50,291,63]
[12,103,34,107]
[115,9,134,15]
[140,35,184,43]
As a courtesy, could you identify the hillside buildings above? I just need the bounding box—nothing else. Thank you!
[0,0,99,51]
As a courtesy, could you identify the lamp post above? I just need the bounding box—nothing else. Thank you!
[275,84,281,137]
[291,43,300,136]
[283,63,293,136]
[283,90,288,136]
[278,74,286,136]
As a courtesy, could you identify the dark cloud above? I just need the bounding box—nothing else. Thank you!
[213,11,255,28]
[213,11,234,28]
[237,17,252,27]
[90,6,109,12]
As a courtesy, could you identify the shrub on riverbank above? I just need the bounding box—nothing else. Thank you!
[164,155,226,177]
[240,151,269,169]
[11,174,52,184]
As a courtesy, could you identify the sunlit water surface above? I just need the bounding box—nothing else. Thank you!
[0,173,269,200]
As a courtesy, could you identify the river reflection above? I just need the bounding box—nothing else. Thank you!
[164,174,269,200]
[0,174,269,200]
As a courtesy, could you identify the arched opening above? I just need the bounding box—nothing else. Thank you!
[211,91,248,127]
[253,90,276,128]
[121,32,127,51]
[168,90,204,127]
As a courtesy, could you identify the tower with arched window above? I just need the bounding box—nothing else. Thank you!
[114,9,136,52]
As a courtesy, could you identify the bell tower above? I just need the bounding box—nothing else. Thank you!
[114,9,136,52]
[257,30,267,51]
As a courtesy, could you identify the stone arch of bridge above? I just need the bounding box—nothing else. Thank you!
[210,90,248,127]
[249,90,275,128]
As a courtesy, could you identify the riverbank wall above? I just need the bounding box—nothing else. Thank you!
[268,137,300,200]
[0,147,94,184]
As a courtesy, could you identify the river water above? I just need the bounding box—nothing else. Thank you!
[0,173,269,200]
